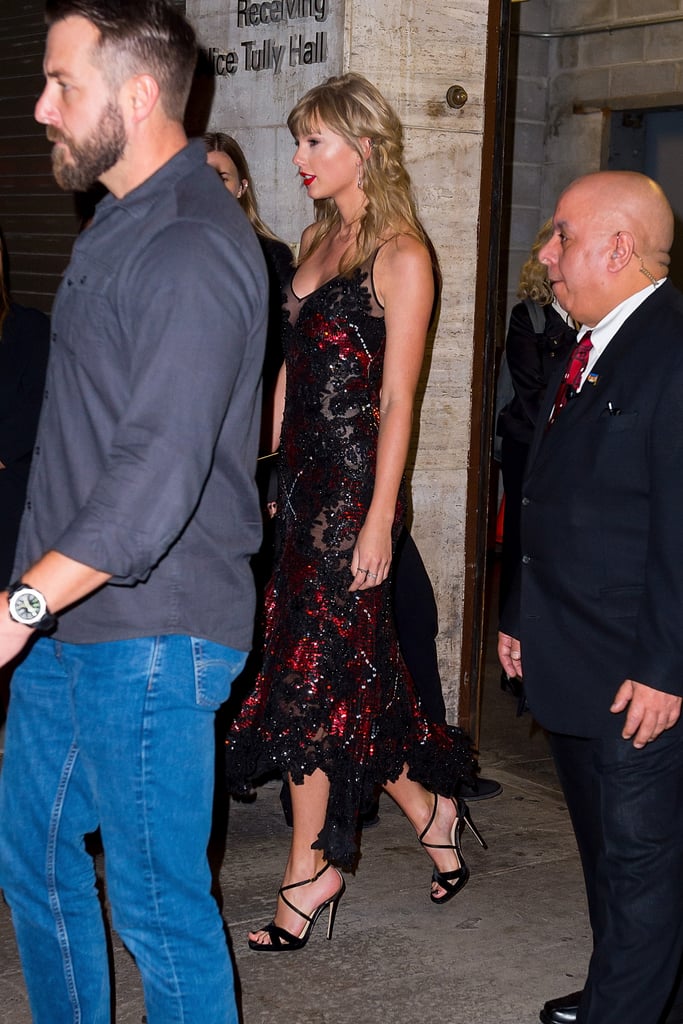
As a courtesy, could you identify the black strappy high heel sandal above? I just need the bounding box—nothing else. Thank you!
[247,862,346,951]
[418,795,488,905]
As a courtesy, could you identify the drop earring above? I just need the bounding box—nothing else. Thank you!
[357,163,363,190]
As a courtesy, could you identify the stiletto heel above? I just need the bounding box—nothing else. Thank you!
[460,799,488,850]
[248,862,346,951]
[418,795,487,905]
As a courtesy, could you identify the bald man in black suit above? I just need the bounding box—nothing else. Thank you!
[499,171,683,1024]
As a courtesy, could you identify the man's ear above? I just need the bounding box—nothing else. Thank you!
[125,73,160,124]
[608,229,635,271]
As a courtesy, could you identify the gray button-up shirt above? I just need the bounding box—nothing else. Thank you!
[14,140,268,650]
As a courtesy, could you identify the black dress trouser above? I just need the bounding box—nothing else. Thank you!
[548,728,683,1024]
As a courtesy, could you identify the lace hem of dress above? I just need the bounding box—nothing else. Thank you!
[225,721,476,870]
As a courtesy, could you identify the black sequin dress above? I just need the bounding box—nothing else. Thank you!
[226,250,475,868]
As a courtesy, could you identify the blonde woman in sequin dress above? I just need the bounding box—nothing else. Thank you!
[226,73,483,951]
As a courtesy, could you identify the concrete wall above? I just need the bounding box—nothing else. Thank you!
[348,0,489,709]
[502,0,683,325]
[186,0,493,714]
[502,0,553,319]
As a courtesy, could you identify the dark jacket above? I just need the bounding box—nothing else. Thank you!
[497,300,577,446]
[501,280,683,737]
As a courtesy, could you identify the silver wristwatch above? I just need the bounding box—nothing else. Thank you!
[7,581,58,632]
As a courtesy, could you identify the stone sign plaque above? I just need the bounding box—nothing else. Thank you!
[191,0,344,130]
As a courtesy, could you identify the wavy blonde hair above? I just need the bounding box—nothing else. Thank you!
[287,73,429,275]
[517,218,554,305]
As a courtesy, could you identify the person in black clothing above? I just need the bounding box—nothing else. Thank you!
[202,133,294,886]
[204,130,292,420]
[203,132,295,655]
[204,133,293,532]
[498,169,683,1024]
[497,216,683,1024]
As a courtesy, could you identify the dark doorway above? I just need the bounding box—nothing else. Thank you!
[608,108,683,291]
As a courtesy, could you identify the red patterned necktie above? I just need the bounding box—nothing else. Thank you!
[548,330,593,425]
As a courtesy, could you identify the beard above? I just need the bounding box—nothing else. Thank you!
[48,100,127,192]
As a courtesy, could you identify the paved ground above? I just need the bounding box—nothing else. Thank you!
[0,585,591,1023]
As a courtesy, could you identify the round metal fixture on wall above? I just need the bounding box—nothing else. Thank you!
[446,85,468,109]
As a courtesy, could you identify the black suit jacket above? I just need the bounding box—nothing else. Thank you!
[501,280,683,738]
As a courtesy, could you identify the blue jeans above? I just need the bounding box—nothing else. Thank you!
[0,634,246,1024]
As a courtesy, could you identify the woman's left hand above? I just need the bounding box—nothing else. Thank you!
[349,522,392,591]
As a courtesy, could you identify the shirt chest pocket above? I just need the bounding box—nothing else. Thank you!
[52,263,117,361]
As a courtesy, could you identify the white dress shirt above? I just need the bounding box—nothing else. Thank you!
[577,278,666,390]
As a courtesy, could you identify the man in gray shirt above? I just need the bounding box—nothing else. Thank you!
[0,2,267,1022]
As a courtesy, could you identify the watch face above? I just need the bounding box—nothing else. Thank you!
[10,589,46,624]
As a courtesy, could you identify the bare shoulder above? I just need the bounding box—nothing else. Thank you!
[374,231,434,306]
[380,231,430,263]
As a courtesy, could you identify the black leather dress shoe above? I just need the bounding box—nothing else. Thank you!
[539,991,582,1024]
[540,988,683,1023]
